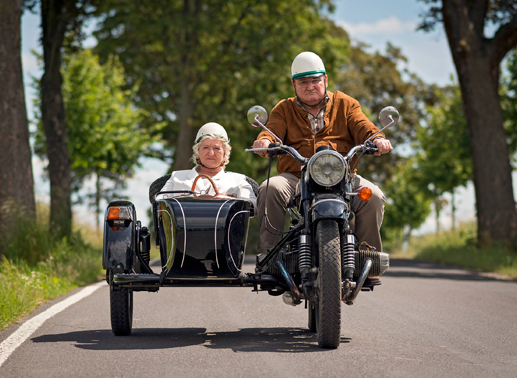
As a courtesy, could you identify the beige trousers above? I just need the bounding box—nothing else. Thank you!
[256,173,385,251]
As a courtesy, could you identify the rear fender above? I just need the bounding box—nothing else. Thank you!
[102,200,137,272]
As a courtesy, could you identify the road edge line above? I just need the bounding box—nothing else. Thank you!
[0,281,106,368]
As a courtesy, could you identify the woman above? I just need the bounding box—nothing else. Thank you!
[159,122,257,208]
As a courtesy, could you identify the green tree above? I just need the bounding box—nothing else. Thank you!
[419,0,517,244]
[0,0,36,250]
[501,48,517,157]
[415,84,472,231]
[382,160,433,247]
[34,49,161,228]
[93,0,347,180]
[22,0,99,238]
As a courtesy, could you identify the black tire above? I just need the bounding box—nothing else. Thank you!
[308,301,317,333]
[315,220,342,349]
[110,286,133,336]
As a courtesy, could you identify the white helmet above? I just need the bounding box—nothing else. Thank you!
[291,51,326,79]
[194,122,229,143]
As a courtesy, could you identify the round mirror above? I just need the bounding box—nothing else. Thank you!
[247,105,268,127]
[379,106,400,128]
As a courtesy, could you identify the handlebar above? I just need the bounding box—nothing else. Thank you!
[246,141,379,163]
[245,144,308,164]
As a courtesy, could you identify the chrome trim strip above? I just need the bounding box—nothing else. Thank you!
[170,198,187,268]
[214,199,232,269]
[309,198,347,211]
[227,210,250,272]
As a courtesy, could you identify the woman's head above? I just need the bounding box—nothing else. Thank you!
[191,123,231,169]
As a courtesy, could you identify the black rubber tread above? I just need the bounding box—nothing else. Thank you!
[149,174,171,204]
[110,287,133,336]
[308,301,317,333]
[245,176,259,197]
[315,220,342,349]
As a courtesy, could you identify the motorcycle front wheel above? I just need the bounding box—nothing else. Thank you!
[315,219,342,348]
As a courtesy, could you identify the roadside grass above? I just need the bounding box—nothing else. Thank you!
[391,222,517,278]
[0,204,103,331]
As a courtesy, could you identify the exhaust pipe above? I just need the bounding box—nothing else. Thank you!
[344,259,372,305]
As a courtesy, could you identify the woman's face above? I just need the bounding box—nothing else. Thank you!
[198,137,225,169]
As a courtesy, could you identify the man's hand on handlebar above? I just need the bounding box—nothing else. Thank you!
[372,137,392,156]
[252,139,271,158]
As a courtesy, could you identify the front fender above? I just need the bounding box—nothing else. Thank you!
[311,197,347,222]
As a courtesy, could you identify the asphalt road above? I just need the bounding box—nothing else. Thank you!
[1,258,516,378]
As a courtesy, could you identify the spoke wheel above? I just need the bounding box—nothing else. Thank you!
[315,220,341,348]
[110,286,133,336]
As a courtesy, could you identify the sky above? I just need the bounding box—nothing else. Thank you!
[20,0,475,235]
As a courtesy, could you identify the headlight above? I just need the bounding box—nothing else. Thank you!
[308,150,346,187]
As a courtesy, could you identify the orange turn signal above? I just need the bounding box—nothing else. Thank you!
[358,187,373,201]
[107,207,120,220]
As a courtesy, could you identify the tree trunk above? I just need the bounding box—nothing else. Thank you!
[442,0,517,244]
[451,189,456,231]
[172,74,196,170]
[95,170,101,231]
[0,0,36,244]
[435,199,441,234]
[172,0,199,171]
[41,0,72,238]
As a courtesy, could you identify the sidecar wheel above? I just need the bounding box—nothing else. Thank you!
[315,220,341,349]
[110,286,133,336]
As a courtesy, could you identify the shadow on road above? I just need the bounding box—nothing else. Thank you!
[31,327,349,352]
[386,258,515,282]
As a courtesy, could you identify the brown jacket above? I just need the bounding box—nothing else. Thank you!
[256,90,384,177]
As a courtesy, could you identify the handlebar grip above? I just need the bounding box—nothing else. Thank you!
[268,142,287,157]
[364,141,378,155]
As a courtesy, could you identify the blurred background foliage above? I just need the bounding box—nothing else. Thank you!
[27,0,517,250]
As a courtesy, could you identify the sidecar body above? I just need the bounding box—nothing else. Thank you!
[103,192,255,288]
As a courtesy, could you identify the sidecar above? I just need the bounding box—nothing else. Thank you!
[102,174,276,336]
[103,175,259,286]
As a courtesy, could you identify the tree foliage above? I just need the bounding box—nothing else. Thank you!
[415,84,471,194]
[34,49,161,227]
[93,0,348,181]
[501,48,517,157]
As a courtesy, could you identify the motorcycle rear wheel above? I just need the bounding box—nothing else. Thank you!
[315,219,342,348]
[110,286,133,336]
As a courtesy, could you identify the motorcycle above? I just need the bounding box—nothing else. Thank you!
[102,105,399,349]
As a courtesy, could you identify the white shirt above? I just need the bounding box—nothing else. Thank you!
[158,167,257,208]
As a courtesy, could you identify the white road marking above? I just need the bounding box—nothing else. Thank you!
[0,281,106,368]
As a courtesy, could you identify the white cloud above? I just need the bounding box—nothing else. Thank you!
[338,16,417,36]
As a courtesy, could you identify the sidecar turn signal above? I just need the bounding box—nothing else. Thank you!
[107,206,132,221]
[358,187,373,201]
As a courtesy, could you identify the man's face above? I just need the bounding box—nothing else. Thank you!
[292,74,327,106]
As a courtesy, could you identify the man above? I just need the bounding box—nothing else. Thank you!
[252,51,392,252]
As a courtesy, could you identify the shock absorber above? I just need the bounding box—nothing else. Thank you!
[298,234,312,272]
[342,234,355,280]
